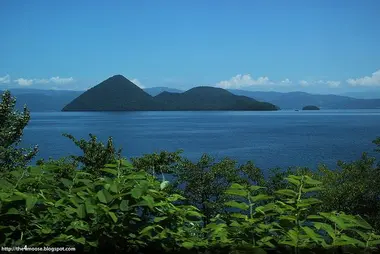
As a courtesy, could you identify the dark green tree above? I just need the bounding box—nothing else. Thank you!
[62,133,121,176]
[0,91,38,172]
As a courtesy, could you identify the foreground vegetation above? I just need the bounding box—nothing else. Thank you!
[1,90,380,253]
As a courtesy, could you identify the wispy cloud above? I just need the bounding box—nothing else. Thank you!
[131,78,145,88]
[280,78,292,86]
[0,74,11,84]
[14,78,34,86]
[299,79,340,88]
[347,70,380,86]
[34,79,50,84]
[12,76,75,86]
[326,80,340,88]
[299,80,310,87]
[215,74,273,89]
[49,76,74,84]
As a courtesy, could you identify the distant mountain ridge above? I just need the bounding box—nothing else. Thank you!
[227,89,380,109]
[62,75,278,111]
[153,86,278,111]
[0,89,82,112]
[2,83,380,112]
[62,75,160,111]
[144,87,183,96]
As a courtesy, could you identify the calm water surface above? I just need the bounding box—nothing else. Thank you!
[21,110,380,171]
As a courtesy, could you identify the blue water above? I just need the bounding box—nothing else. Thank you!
[21,110,380,171]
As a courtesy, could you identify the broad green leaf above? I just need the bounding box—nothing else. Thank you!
[285,176,301,186]
[88,241,98,247]
[104,164,117,168]
[140,225,155,235]
[110,203,119,210]
[225,200,249,210]
[307,215,324,220]
[101,168,118,176]
[0,179,13,188]
[109,183,119,193]
[160,180,170,190]
[85,200,95,214]
[8,195,24,202]
[76,204,86,219]
[302,187,324,193]
[26,196,38,211]
[6,208,20,215]
[319,212,348,230]
[275,189,297,197]
[154,216,168,223]
[97,189,113,204]
[249,185,265,192]
[341,234,365,247]
[313,222,336,239]
[279,215,297,222]
[41,228,52,234]
[14,191,28,199]
[126,172,148,180]
[351,215,372,230]
[296,198,322,207]
[167,194,186,202]
[368,240,380,246]
[231,213,247,219]
[225,184,248,197]
[120,200,129,211]
[304,176,322,185]
[77,179,92,185]
[72,237,86,245]
[142,195,155,210]
[302,226,323,243]
[182,242,194,249]
[61,178,73,187]
[70,220,89,231]
[251,194,272,202]
[130,186,144,199]
[186,210,203,218]
[108,211,118,223]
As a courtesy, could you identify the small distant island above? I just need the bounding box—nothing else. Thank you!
[302,105,320,110]
[62,75,279,111]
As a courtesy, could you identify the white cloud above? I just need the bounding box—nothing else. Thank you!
[49,76,74,84]
[347,70,380,86]
[34,78,50,84]
[14,78,34,86]
[326,80,340,88]
[280,78,292,86]
[12,76,74,86]
[299,79,340,88]
[0,74,11,84]
[299,80,309,87]
[131,78,145,88]
[215,74,273,89]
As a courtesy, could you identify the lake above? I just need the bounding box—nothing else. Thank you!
[21,110,380,171]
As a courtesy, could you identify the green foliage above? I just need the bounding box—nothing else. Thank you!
[0,91,38,172]
[62,133,121,177]
[2,90,380,253]
[316,152,380,232]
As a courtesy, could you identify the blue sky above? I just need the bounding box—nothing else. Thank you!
[0,0,380,94]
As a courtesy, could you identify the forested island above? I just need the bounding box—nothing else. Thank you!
[2,90,380,253]
[302,105,320,110]
[62,75,279,111]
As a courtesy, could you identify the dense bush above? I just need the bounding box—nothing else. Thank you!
[1,90,380,253]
